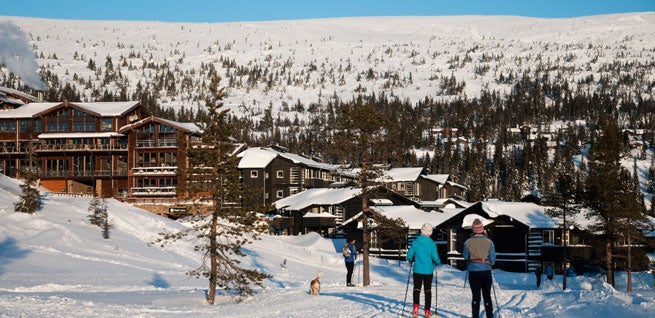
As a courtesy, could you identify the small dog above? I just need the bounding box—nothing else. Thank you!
[309,271,323,295]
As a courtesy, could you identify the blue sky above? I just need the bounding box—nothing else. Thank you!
[3,0,654,22]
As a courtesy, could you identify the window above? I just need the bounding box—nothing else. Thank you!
[160,124,174,132]
[543,230,554,245]
[100,118,112,131]
[72,109,95,132]
[250,170,258,178]
[20,119,41,133]
[276,170,284,178]
[276,190,284,198]
[45,109,69,132]
[0,120,16,132]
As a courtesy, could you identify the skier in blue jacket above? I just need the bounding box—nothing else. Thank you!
[406,223,441,318]
[344,238,358,286]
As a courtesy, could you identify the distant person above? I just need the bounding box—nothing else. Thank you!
[545,264,554,280]
[406,223,441,318]
[463,218,496,318]
[566,264,577,278]
[343,238,357,286]
[535,264,542,288]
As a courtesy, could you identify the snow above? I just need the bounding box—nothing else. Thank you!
[372,205,460,230]
[1,174,654,317]
[273,187,362,210]
[2,13,653,129]
[480,201,560,229]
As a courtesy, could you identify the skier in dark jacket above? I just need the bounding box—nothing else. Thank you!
[344,239,357,286]
[406,223,441,318]
[545,264,554,280]
[463,218,496,318]
[535,264,542,288]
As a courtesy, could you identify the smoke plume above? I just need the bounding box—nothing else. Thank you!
[0,21,46,91]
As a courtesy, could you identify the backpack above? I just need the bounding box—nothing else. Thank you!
[342,244,351,258]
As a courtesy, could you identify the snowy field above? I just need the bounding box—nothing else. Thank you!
[0,174,654,318]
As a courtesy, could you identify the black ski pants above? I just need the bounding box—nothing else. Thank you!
[468,270,493,318]
[412,273,433,310]
[345,261,354,284]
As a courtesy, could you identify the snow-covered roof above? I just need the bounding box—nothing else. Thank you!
[371,205,461,230]
[237,147,337,171]
[418,198,473,209]
[155,117,201,133]
[273,187,362,210]
[71,101,140,117]
[461,214,494,229]
[237,147,279,168]
[118,116,201,134]
[0,101,141,119]
[303,212,337,218]
[0,86,38,102]
[422,174,449,184]
[0,102,61,118]
[479,200,559,229]
[379,167,424,182]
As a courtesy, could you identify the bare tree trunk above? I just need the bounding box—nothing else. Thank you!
[362,211,370,286]
[207,211,218,304]
[606,240,614,286]
[627,232,632,293]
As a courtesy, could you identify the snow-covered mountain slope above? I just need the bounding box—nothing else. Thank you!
[1,13,653,123]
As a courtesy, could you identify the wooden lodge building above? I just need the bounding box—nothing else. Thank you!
[0,98,200,206]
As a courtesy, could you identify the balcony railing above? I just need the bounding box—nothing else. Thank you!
[135,140,177,148]
[132,166,177,175]
[41,170,128,178]
[131,186,177,196]
[39,143,128,152]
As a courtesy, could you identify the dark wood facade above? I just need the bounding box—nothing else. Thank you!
[436,201,587,273]
[0,101,198,202]
[118,116,200,199]
[238,147,346,207]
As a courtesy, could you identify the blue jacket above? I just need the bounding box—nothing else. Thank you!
[463,234,496,272]
[406,235,441,274]
[344,243,357,263]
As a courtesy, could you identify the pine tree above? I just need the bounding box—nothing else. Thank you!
[88,196,112,239]
[332,99,392,287]
[88,195,103,226]
[156,65,269,305]
[584,116,643,287]
[14,140,42,214]
[101,207,112,240]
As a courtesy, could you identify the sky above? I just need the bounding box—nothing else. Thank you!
[3,0,654,22]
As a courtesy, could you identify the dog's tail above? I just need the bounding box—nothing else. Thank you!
[316,271,323,279]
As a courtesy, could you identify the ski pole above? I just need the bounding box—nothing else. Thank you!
[464,270,468,288]
[359,257,363,285]
[491,272,502,318]
[401,262,413,318]
[434,267,439,318]
[356,258,361,286]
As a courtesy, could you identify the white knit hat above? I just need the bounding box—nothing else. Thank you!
[421,223,433,235]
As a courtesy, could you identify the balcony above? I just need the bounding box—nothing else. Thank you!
[41,169,128,178]
[132,166,177,176]
[131,186,177,196]
[38,143,128,152]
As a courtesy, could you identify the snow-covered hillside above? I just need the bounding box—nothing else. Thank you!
[1,13,653,124]
[1,174,655,317]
